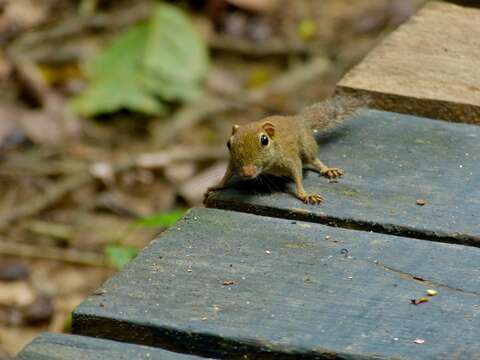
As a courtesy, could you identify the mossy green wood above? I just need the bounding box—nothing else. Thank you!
[73,208,480,359]
[15,333,209,360]
[207,109,480,246]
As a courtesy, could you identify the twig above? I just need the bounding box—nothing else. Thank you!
[0,173,92,230]
[25,220,73,242]
[153,56,332,148]
[0,145,227,229]
[244,56,332,103]
[151,98,230,149]
[0,241,107,267]
[7,51,82,139]
[136,145,228,169]
[9,54,53,108]
[11,2,152,52]
[23,28,314,65]
[210,35,315,57]
[0,159,86,177]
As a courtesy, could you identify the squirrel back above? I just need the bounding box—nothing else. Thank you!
[298,92,371,131]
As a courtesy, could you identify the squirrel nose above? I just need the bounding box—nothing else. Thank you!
[240,164,257,178]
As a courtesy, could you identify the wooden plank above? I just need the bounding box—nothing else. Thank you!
[337,1,480,124]
[73,208,480,359]
[207,109,480,246]
[15,333,209,360]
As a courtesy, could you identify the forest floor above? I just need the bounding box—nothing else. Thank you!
[0,0,427,357]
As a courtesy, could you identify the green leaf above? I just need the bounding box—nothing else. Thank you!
[104,244,138,269]
[134,209,185,228]
[143,3,208,101]
[70,2,208,116]
[71,23,166,116]
[297,18,317,41]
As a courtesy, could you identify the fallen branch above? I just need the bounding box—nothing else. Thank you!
[136,145,227,169]
[0,145,228,230]
[11,2,152,52]
[0,241,107,267]
[7,51,82,141]
[210,35,315,57]
[153,56,333,147]
[0,173,92,230]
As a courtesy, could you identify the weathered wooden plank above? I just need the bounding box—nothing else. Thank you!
[73,208,480,359]
[16,333,210,360]
[337,1,480,124]
[207,109,480,246]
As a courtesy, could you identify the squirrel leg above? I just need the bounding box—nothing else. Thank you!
[291,166,323,204]
[312,158,343,179]
[203,165,234,204]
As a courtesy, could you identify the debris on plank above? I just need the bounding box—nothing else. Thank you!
[410,297,429,305]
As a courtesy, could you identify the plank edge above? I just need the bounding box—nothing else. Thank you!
[335,86,480,125]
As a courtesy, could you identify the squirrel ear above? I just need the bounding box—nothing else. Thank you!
[262,122,275,137]
[232,124,240,135]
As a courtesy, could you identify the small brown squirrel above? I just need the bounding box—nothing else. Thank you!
[204,93,369,204]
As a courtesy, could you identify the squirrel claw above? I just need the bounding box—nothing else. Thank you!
[300,193,323,205]
[203,186,222,205]
[321,168,343,179]
[203,188,214,205]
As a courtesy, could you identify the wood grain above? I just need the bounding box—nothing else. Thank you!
[73,208,480,359]
[16,333,209,359]
[337,1,480,124]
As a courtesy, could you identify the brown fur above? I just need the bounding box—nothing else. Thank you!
[204,94,369,204]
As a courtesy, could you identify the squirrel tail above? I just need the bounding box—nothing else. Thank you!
[299,92,371,131]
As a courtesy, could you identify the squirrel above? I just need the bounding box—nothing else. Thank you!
[204,93,370,205]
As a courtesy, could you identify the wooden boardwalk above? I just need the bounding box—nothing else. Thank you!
[72,208,480,359]
[16,2,480,359]
[16,333,209,360]
[337,2,480,124]
[207,109,480,245]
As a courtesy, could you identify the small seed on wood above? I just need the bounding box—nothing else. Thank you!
[410,297,430,305]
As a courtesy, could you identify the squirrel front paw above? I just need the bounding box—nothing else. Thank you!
[320,167,344,179]
[299,193,323,205]
[203,188,213,205]
[203,186,222,205]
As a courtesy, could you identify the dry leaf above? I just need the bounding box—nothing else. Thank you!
[179,161,228,205]
[164,162,196,184]
[0,282,35,307]
[0,0,49,33]
[0,105,79,146]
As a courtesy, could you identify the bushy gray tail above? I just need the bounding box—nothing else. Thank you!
[299,93,371,131]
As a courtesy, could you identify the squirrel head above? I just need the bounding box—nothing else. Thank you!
[227,120,276,179]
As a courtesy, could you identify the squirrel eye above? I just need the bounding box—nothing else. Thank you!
[226,140,231,150]
[260,134,269,146]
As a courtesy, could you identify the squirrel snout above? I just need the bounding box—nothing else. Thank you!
[240,164,258,179]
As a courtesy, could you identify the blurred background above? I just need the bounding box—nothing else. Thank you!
[0,0,454,356]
